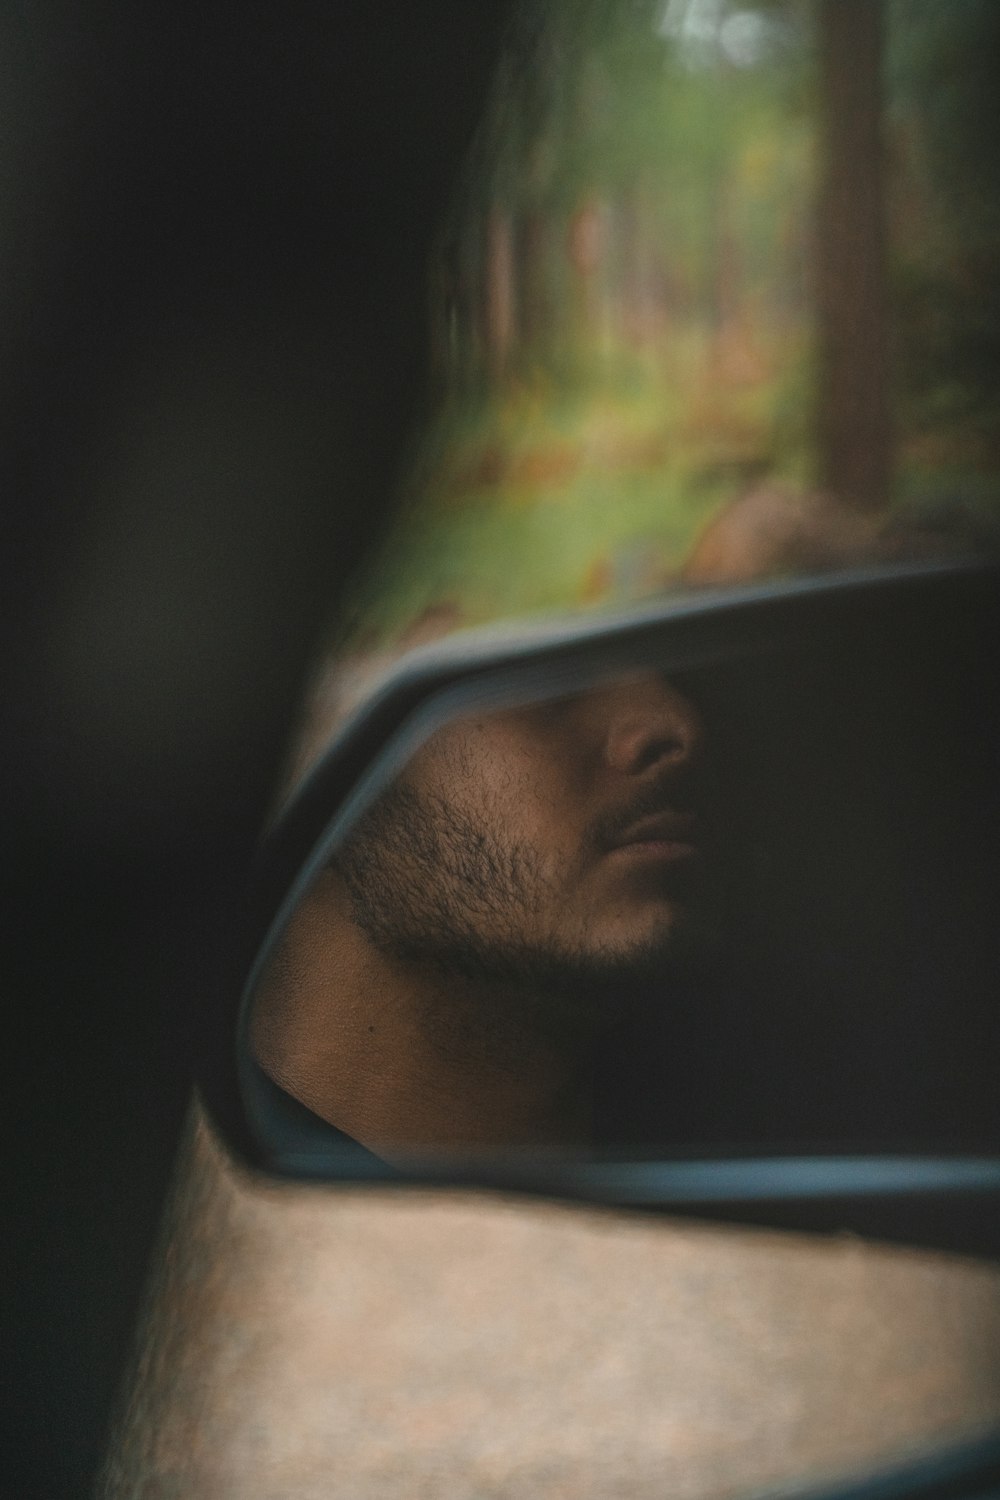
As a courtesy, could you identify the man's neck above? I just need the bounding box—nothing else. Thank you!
[250,871,592,1163]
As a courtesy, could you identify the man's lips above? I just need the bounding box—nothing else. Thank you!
[606,809,700,859]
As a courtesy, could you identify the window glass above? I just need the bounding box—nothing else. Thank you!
[316,0,997,686]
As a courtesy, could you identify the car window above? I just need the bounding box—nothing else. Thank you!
[288,0,998,800]
[227,0,999,1206]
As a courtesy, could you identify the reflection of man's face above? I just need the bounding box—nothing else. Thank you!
[335,672,708,1026]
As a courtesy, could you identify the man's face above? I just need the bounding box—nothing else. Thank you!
[335,671,709,1022]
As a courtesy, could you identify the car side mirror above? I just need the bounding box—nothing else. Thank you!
[201,562,1000,1255]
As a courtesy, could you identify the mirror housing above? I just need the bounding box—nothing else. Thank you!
[200,560,1000,1255]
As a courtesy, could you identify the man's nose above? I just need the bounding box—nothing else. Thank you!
[600,674,704,776]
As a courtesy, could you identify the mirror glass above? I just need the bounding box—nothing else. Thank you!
[243,591,999,1172]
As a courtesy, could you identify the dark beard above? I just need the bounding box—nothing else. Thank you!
[333,778,695,1045]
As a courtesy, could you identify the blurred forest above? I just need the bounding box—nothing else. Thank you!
[343,0,1000,646]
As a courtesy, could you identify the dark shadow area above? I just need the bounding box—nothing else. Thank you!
[1,5,511,1494]
[601,587,1000,1163]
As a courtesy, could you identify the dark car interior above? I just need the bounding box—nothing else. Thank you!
[3,5,513,1496]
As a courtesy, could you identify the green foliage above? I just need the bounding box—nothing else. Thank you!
[344,461,730,644]
[341,0,999,650]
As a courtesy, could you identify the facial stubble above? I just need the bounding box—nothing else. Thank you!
[334,774,701,1049]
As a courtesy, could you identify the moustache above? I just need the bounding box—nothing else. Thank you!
[585,768,708,856]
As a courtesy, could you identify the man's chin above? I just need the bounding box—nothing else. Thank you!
[519,915,705,1035]
[588,900,716,982]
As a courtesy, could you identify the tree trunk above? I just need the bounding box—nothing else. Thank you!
[484,207,516,382]
[816,0,892,511]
